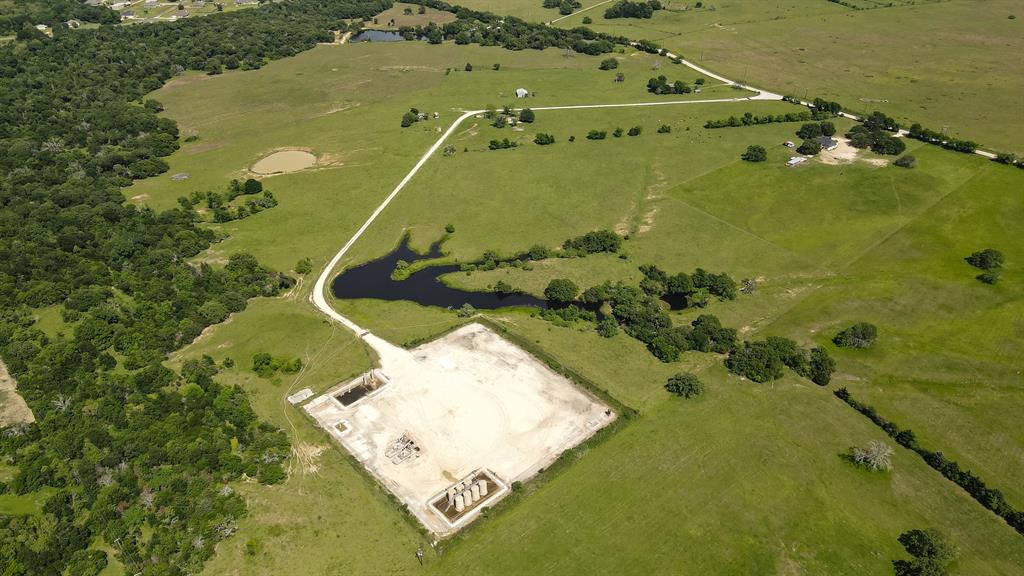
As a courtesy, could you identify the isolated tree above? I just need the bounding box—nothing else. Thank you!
[544,278,579,304]
[464,62,473,71]
[658,124,672,133]
[965,248,1003,270]
[599,57,619,70]
[534,133,555,145]
[628,126,642,136]
[833,322,878,349]
[519,108,535,123]
[613,127,624,137]
[741,144,767,162]
[582,16,593,24]
[665,373,704,398]
[850,440,894,471]
[295,258,313,275]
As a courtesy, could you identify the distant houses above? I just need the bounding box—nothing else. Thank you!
[120,10,136,20]
[111,1,130,8]
[786,156,807,167]
[169,9,189,20]
[65,19,82,28]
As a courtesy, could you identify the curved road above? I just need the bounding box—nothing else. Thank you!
[309,95,770,351]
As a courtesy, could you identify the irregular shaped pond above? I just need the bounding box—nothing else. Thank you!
[331,237,547,310]
[350,30,407,42]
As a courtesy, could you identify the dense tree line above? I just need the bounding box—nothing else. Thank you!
[907,123,978,154]
[604,0,662,19]
[725,336,835,385]
[704,109,834,129]
[410,0,629,54]
[0,0,394,573]
[835,388,1024,536]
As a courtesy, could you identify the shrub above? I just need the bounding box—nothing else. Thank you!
[597,317,619,337]
[665,373,704,398]
[457,303,476,317]
[464,62,473,71]
[894,154,917,168]
[657,124,672,133]
[582,15,593,24]
[295,258,313,275]
[519,108,535,123]
[833,322,878,349]
[977,270,1000,285]
[445,223,456,233]
[741,144,767,162]
[627,126,642,136]
[534,133,555,145]
[587,130,607,140]
[599,57,619,70]
[612,127,624,138]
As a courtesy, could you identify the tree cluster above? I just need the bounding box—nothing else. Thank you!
[604,0,662,19]
[251,352,303,378]
[835,388,1024,536]
[725,336,835,385]
[965,248,1004,284]
[488,138,519,150]
[646,75,691,95]
[795,121,836,139]
[562,229,623,254]
[893,529,957,576]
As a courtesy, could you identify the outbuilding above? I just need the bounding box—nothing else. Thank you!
[515,88,529,98]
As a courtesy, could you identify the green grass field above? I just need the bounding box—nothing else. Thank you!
[463,0,1024,154]
[136,38,1024,575]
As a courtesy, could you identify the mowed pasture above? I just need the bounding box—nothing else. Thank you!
[536,0,1024,154]
[139,40,1024,574]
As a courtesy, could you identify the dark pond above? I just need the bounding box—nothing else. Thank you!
[331,237,548,310]
[349,30,408,43]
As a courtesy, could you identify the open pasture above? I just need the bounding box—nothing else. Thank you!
[545,0,1024,153]
[134,38,1024,575]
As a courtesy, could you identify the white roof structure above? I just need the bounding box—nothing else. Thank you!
[515,88,529,98]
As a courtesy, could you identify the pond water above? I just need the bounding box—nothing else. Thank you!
[251,150,317,175]
[350,30,407,43]
[331,237,548,310]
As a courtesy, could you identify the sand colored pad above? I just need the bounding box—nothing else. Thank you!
[0,360,35,427]
[251,149,317,175]
[305,323,613,535]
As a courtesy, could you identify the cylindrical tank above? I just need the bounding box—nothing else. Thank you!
[454,494,464,512]
[478,480,489,496]
[471,484,481,501]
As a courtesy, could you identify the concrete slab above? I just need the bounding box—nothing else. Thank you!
[305,322,613,535]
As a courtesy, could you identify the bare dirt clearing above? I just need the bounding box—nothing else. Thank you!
[304,323,613,535]
[0,360,34,427]
[818,137,889,166]
[251,149,318,175]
